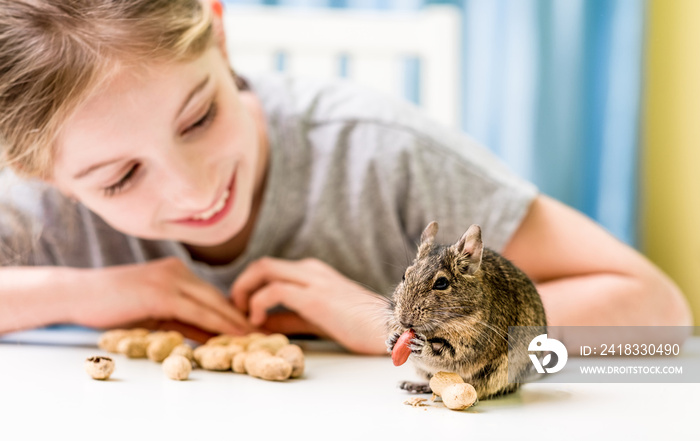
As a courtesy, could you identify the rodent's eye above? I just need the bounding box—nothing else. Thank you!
[402,272,406,282]
[432,277,449,290]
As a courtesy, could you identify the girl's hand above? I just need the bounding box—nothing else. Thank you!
[71,257,254,340]
[230,257,389,354]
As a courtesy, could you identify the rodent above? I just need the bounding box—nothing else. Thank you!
[386,221,547,399]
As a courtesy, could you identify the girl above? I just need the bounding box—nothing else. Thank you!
[0,0,690,354]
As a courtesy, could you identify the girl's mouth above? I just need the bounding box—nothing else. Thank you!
[190,188,230,220]
[174,171,236,227]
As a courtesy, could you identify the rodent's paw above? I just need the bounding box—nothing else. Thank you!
[385,332,401,353]
[408,333,427,354]
[398,381,432,394]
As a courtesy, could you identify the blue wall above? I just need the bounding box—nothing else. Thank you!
[224,0,645,246]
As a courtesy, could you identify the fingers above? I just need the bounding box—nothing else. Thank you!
[247,281,313,326]
[167,293,250,336]
[231,258,311,313]
[259,311,327,338]
[178,272,254,332]
[94,259,256,336]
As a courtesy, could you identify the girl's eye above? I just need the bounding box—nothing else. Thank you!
[182,101,218,135]
[103,164,140,197]
[432,277,449,290]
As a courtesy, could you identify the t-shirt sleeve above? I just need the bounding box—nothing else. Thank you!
[0,174,60,266]
[0,170,137,268]
[397,127,538,253]
[290,74,538,253]
[0,204,43,266]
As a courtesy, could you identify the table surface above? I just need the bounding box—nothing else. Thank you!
[1,329,698,441]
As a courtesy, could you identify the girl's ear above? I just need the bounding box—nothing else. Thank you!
[41,176,76,201]
[211,0,223,18]
[37,168,77,201]
[207,0,228,62]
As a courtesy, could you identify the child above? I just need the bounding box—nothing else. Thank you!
[0,0,691,354]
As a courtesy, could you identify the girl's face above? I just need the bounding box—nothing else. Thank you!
[51,47,266,247]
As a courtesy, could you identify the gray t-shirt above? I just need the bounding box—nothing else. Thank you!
[0,73,537,297]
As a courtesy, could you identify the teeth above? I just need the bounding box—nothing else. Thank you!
[192,189,229,220]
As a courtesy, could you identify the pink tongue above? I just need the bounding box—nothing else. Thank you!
[391,329,415,366]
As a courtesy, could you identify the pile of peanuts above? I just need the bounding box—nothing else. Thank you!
[85,328,304,382]
[427,372,478,411]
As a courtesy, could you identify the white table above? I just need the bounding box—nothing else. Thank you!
[1,330,698,440]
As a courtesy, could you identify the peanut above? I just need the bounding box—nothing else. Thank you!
[170,343,194,362]
[204,334,236,346]
[232,352,248,374]
[244,350,293,381]
[246,332,267,342]
[145,331,167,345]
[84,356,115,380]
[147,331,184,362]
[247,333,289,354]
[275,344,305,378]
[227,335,259,350]
[162,354,192,381]
[94,330,306,383]
[194,344,244,371]
[429,371,464,396]
[441,383,478,411]
[97,328,149,353]
[116,335,148,358]
[206,333,266,350]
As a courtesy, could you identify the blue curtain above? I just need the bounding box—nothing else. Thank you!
[224,0,645,247]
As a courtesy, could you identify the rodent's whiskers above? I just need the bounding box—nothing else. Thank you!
[410,316,442,335]
[380,258,409,272]
[342,277,388,297]
[339,289,395,335]
[471,320,509,345]
[427,306,509,347]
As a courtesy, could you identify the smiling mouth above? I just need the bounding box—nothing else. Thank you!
[173,170,236,226]
[190,188,230,221]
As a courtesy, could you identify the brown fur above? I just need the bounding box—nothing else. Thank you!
[387,222,547,399]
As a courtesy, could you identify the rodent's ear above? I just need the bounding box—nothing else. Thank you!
[420,221,438,245]
[455,224,483,276]
[417,221,439,257]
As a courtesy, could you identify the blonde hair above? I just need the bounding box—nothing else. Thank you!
[0,0,215,179]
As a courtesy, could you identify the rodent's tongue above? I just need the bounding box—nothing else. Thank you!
[391,329,415,366]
